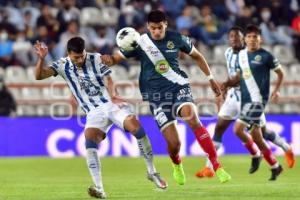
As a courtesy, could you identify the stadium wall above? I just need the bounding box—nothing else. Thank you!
[0,115,299,157]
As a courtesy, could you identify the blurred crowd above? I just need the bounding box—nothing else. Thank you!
[0,0,300,69]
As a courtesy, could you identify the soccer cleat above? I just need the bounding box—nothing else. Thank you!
[147,172,168,189]
[249,156,262,174]
[269,165,283,181]
[172,163,186,185]
[285,148,295,168]
[88,186,107,199]
[216,167,231,183]
[195,167,215,178]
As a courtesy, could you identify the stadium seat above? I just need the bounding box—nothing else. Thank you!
[212,45,228,64]
[261,44,272,52]
[273,45,295,64]
[189,65,208,82]
[100,7,120,26]
[288,63,300,81]
[110,65,129,80]
[36,105,50,116]
[5,66,28,83]
[17,105,37,116]
[80,7,103,26]
[211,64,228,82]
[21,87,41,100]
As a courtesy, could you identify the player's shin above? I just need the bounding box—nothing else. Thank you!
[262,128,290,152]
[194,126,221,171]
[85,139,104,191]
[134,127,156,174]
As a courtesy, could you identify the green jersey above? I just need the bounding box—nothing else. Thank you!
[238,48,280,105]
[119,30,193,100]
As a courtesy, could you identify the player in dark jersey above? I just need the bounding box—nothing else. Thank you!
[196,26,295,178]
[102,10,231,184]
[224,25,285,181]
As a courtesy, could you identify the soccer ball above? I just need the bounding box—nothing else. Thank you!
[116,27,141,51]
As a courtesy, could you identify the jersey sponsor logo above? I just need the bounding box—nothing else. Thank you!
[242,67,252,79]
[155,60,170,74]
[145,46,160,58]
[167,41,174,49]
[79,77,102,96]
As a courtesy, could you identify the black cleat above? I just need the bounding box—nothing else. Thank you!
[249,156,262,174]
[269,165,283,181]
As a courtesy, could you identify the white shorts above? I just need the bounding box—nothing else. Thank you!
[218,88,241,120]
[85,102,134,133]
[218,88,267,126]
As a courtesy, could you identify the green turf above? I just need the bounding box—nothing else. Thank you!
[0,156,298,200]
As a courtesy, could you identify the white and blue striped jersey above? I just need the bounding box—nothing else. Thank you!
[224,47,240,79]
[224,47,241,101]
[50,52,112,113]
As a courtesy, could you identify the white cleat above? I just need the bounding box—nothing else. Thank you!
[88,186,107,199]
[147,172,168,189]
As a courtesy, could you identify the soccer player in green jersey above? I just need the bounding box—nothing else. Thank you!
[102,10,231,184]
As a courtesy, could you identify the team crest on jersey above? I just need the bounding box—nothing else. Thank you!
[167,41,174,49]
[242,68,252,79]
[79,77,101,96]
[155,60,170,74]
[251,55,262,64]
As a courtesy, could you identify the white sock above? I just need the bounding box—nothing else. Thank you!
[206,141,222,169]
[137,135,156,174]
[86,148,104,191]
[273,135,290,152]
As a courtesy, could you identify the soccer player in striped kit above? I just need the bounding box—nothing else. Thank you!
[34,37,167,199]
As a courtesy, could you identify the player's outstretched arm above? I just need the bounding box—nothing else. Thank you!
[189,48,221,97]
[101,52,125,67]
[271,67,284,102]
[34,41,55,80]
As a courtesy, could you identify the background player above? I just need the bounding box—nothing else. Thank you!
[229,25,284,181]
[34,37,167,199]
[102,10,231,184]
[196,26,295,178]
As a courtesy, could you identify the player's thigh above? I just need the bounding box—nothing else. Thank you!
[177,102,201,129]
[161,122,181,147]
[149,99,175,131]
[85,106,112,139]
[84,128,106,143]
[215,117,233,135]
[109,103,137,132]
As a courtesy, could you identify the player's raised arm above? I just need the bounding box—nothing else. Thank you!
[271,67,284,102]
[101,52,125,67]
[189,48,221,97]
[34,41,56,80]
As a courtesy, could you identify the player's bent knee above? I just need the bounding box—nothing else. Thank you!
[85,128,106,143]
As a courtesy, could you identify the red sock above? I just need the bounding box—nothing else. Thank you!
[262,149,277,166]
[170,154,181,164]
[244,140,258,156]
[194,126,221,171]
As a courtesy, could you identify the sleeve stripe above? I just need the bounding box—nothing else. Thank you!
[189,46,196,55]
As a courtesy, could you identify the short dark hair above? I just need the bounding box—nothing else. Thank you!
[229,26,244,35]
[147,10,166,23]
[67,37,85,53]
[244,24,261,35]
